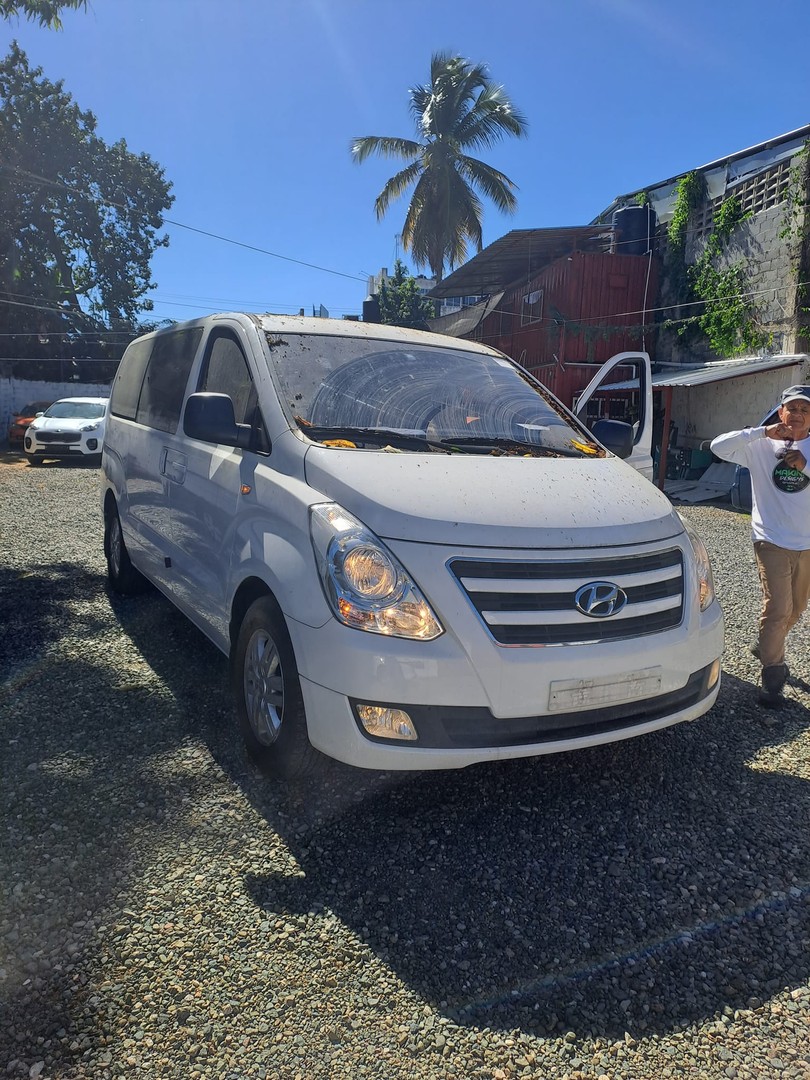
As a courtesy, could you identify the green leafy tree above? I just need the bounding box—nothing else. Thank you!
[0,43,174,357]
[351,52,527,282]
[1,0,86,29]
[377,260,436,328]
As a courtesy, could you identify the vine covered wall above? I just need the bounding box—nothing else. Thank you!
[621,140,810,364]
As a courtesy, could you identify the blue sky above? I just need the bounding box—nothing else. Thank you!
[5,0,810,323]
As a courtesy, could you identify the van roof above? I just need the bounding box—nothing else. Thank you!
[138,311,506,358]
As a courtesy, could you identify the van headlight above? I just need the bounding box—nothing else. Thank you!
[310,503,443,640]
[681,517,716,612]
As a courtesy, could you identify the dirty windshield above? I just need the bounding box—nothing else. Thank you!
[264,333,602,458]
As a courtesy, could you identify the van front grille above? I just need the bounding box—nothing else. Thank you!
[449,548,684,646]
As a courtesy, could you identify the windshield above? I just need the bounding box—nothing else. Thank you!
[45,401,107,420]
[264,333,603,457]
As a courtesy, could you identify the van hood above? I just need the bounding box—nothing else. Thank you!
[303,447,683,548]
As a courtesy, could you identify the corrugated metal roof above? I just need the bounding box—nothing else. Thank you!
[428,227,611,299]
[606,354,808,390]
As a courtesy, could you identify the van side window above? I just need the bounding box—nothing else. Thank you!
[110,338,152,420]
[198,332,270,452]
[136,328,203,433]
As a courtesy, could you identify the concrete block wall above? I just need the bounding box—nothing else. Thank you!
[663,195,804,364]
[1,377,112,447]
[669,357,810,451]
[742,205,800,337]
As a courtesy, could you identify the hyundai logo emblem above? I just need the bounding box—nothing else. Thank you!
[574,581,628,618]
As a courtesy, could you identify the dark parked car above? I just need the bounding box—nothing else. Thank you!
[8,401,53,448]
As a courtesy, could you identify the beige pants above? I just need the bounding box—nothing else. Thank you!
[754,541,810,667]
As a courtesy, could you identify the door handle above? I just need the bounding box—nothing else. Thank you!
[162,449,187,485]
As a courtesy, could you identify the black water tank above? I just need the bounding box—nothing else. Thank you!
[612,205,656,255]
[362,293,380,322]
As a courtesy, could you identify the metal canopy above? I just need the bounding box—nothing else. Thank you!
[428,226,611,299]
[605,354,808,391]
[594,353,809,492]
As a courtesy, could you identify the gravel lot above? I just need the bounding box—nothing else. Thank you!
[1,455,809,1080]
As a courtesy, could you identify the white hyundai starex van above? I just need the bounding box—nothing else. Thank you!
[100,313,723,778]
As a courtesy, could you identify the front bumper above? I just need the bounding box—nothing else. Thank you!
[24,435,101,458]
[287,597,723,770]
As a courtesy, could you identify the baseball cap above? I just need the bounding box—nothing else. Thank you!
[780,385,810,405]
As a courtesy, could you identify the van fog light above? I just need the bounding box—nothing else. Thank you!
[708,658,721,689]
[356,704,417,741]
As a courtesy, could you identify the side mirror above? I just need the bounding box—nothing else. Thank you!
[592,418,633,460]
[184,393,252,449]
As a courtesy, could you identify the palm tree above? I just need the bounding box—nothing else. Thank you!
[351,53,527,283]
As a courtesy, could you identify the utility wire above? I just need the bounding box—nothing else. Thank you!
[1,161,745,292]
[0,164,367,284]
[3,276,808,340]
[0,164,803,331]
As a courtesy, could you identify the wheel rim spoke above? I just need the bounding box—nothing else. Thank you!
[110,518,122,575]
[244,630,284,745]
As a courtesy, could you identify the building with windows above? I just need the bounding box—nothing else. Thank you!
[367,268,482,318]
[426,125,810,448]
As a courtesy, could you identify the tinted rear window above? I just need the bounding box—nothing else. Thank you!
[111,328,203,431]
[110,339,152,421]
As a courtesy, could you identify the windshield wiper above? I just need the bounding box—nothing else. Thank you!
[301,425,457,452]
[437,436,586,457]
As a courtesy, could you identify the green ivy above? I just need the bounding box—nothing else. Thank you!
[668,171,704,250]
[779,141,810,245]
[686,195,769,355]
[688,261,766,355]
[666,182,768,356]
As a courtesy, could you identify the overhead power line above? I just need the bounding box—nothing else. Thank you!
[0,164,367,284]
[3,278,809,341]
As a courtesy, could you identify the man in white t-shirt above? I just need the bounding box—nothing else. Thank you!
[710,384,810,707]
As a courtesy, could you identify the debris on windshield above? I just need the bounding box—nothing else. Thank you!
[274,339,600,459]
[570,439,600,455]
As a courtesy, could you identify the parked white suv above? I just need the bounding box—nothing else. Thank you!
[100,314,723,778]
[25,397,109,465]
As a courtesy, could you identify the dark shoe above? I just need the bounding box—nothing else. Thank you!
[758,687,787,709]
[759,662,789,708]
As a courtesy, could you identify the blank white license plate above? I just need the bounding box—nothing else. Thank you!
[548,667,663,711]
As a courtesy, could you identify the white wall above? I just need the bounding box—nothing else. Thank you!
[670,359,810,449]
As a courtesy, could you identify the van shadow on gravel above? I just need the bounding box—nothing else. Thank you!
[114,594,810,1042]
[1,591,220,1062]
[0,563,108,682]
[243,701,810,1041]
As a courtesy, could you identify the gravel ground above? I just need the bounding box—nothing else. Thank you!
[1,454,809,1080]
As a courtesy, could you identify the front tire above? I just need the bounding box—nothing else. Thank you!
[105,503,148,595]
[232,596,322,781]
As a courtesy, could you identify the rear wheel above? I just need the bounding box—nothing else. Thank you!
[232,596,322,780]
[105,503,148,595]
